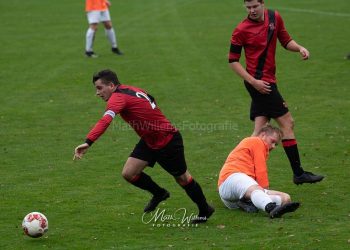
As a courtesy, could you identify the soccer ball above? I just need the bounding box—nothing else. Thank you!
[22,212,48,238]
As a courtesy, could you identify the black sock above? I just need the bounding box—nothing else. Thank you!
[265,202,277,213]
[129,172,164,196]
[282,139,304,176]
[181,179,208,214]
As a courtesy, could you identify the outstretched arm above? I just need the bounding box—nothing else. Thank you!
[286,40,309,60]
[73,112,114,160]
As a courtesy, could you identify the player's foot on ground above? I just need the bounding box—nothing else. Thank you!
[143,189,170,213]
[345,53,350,60]
[85,51,98,58]
[293,171,324,185]
[111,47,123,55]
[237,199,259,213]
[191,204,215,224]
[268,202,300,219]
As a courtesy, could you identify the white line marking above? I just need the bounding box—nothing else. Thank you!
[272,6,350,17]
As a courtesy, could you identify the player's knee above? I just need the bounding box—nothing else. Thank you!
[244,185,263,199]
[103,22,113,29]
[281,118,294,133]
[121,169,134,182]
[89,24,98,31]
[175,172,192,186]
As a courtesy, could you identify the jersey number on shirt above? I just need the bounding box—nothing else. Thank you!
[136,92,156,109]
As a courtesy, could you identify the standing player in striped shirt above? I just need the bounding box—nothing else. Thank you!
[85,0,123,57]
[73,69,214,223]
[228,0,323,185]
[218,125,300,218]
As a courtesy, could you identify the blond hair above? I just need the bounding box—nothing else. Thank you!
[258,124,283,140]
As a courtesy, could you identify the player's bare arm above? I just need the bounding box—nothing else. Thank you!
[286,40,310,60]
[230,62,271,94]
[73,143,90,160]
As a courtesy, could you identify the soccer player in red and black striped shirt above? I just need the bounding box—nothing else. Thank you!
[228,0,323,184]
[73,69,214,223]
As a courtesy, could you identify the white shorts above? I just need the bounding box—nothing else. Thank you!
[87,10,111,24]
[219,173,259,209]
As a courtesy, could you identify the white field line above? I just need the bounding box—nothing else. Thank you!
[272,6,350,17]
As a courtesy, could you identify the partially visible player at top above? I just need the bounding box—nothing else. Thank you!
[218,125,300,218]
[85,0,123,58]
[73,69,214,223]
[228,0,324,185]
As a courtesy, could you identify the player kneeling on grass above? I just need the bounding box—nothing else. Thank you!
[218,125,300,218]
[73,69,214,223]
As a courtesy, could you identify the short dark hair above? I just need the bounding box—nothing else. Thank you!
[92,69,120,85]
[258,124,283,139]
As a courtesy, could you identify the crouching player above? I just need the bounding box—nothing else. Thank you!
[218,125,300,218]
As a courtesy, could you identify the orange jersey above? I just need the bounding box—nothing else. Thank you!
[86,0,108,11]
[218,137,270,188]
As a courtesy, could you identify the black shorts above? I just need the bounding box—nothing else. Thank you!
[129,132,187,177]
[244,81,289,121]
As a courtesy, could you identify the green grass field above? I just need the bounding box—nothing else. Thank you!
[1,0,349,249]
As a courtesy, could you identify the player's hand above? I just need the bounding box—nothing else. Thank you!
[251,79,271,94]
[73,143,90,160]
[299,47,309,60]
[106,0,111,7]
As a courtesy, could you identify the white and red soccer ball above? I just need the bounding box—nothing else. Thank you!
[22,212,48,238]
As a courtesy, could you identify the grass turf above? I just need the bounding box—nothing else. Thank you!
[0,0,349,249]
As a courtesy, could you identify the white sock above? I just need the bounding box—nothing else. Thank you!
[86,28,95,52]
[269,195,282,206]
[105,28,117,48]
[251,189,273,211]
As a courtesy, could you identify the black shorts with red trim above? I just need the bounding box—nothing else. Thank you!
[244,81,289,121]
[130,131,187,177]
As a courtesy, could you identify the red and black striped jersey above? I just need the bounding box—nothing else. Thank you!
[228,9,292,83]
[86,84,177,149]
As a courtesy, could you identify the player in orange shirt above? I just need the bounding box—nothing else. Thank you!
[85,0,123,57]
[218,125,300,218]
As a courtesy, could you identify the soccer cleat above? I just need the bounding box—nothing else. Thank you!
[85,51,98,58]
[237,199,259,213]
[293,171,324,185]
[269,202,300,219]
[264,202,277,213]
[111,47,123,55]
[191,204,215,224]
[143,190,170,213]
